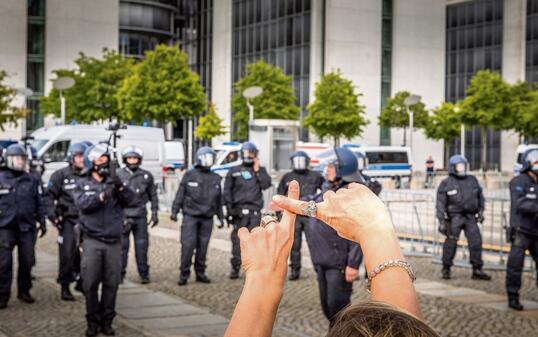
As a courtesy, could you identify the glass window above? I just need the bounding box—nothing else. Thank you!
[28,0,45,17]
[44,141,71,163]
[27,62,44,94]
[27,24,45,55]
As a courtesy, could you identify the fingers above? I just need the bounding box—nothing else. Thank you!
[280,180,300,235]
[238,227,249,242]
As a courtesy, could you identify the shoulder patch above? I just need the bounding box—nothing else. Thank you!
[447,189,458,196]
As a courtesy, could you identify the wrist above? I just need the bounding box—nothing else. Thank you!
[244,272,284,303]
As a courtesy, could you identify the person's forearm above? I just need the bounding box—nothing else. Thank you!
[224,274,282,337]
[358,226,421,318]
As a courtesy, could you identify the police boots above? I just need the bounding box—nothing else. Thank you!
[509,297,524,311]
[195,273,211,284]
[471,268,491,281]
[86,324,99,337]
[289,269,300,281]
[230,267,240,279]
[17,292,35,304]
[441,267,451,280]
[61,284,75,301]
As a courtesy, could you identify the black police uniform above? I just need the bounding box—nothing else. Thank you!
[117,167,158,280]
[223,164,272,272]
[0,168,45,304]
[277,169,323,275]
[74,176,134,330]
[436,173,485,270]
[307,180,362,325]
[506,172,538,302]
[172,167,223,280]
[47,165,85,287]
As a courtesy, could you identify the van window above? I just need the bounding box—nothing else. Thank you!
[222,151,239,164]
[366,151,408,164]
[44,140,70,162]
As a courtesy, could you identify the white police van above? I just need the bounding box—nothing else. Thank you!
[316,144,412,188]
[211,141,242,176]
[30,124,165,183]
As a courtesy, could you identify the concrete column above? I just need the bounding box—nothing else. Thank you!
[211,0,233,145]
[501,0,526,171]
[0,1,27,139]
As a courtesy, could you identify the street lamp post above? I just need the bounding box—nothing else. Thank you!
[403,94,421,154]
[242,86,263,125]
[53,76,75,125]
[454,106,465,158]
[15,87,33,138]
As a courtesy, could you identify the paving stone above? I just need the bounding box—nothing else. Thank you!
[479,300,538,311]
[120,304,206,319]
[116,292,182,309]
[449,293,506,304]
[418,287,487,298]
[156,323,228,337]
[135,314,227,330]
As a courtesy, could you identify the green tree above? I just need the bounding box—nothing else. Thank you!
[378,91,428,145]
[231,60,300,140]
[40,49,134,123]
[509,81,538,142]
[194,103,227,141]
[118,44,207,124]
[460,70,512,169]
[0,70,27,131]
[304,71,368,146]
[424,102,462,166]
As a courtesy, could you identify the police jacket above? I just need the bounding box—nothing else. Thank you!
[117,167,158,218]
[0,169,45,231]
[436,174,485,221]
[306,180,362,270]
[171,167,223,219]
[74,175,134,242]
[509,172,538,236]
[223,164,272,211]
[47,165,86,221]
[277,169,323,201]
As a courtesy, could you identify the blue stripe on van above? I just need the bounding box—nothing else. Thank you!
[367,164,412,170]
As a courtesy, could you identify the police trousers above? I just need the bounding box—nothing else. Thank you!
[230,210,261,269]
[442,214,483,269]
[506,232,538,299]
[180,214,214,276]
[0,228,35,301]
[57,218,81,285]
[314,265,353,326]
[121,216,149,279]
[81,237,122,326]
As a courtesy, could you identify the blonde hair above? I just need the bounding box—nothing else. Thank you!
[327,301,441,337]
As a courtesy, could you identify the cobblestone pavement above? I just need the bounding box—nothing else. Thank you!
[3,217,538,337]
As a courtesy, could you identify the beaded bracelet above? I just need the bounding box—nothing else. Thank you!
[366,259,416,292]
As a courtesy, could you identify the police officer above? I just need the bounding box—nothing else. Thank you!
[277,151,323,280]
[223,142,272,279]
[0,144,47,309]
[117,146,159,284]
[170,147,224,285]
[74,144,134,337]
[47,142,91,301]
[506,149,538,311]
[306,147,362,326]
[436,155,490,281]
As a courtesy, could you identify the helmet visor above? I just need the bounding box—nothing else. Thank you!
[292,156,307,170]
[198,153,215,167]
[526,149,538,165]
[455,162,467,175]
[7,155,27,171]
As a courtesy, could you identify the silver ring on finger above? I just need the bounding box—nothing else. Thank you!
[260,215,278,228]
[301,200,317,218]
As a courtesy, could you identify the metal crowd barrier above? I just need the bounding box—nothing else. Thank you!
[380,189,535,273]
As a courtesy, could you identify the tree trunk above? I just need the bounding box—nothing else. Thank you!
[480,126,488,171]
[334,136,340,147]
[444,140,450,169]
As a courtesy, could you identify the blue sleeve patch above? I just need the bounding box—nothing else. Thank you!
[515,185,524,193]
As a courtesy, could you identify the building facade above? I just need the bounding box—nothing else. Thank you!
[0,0,532,171]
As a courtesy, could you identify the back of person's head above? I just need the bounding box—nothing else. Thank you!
[327,301,441,337]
